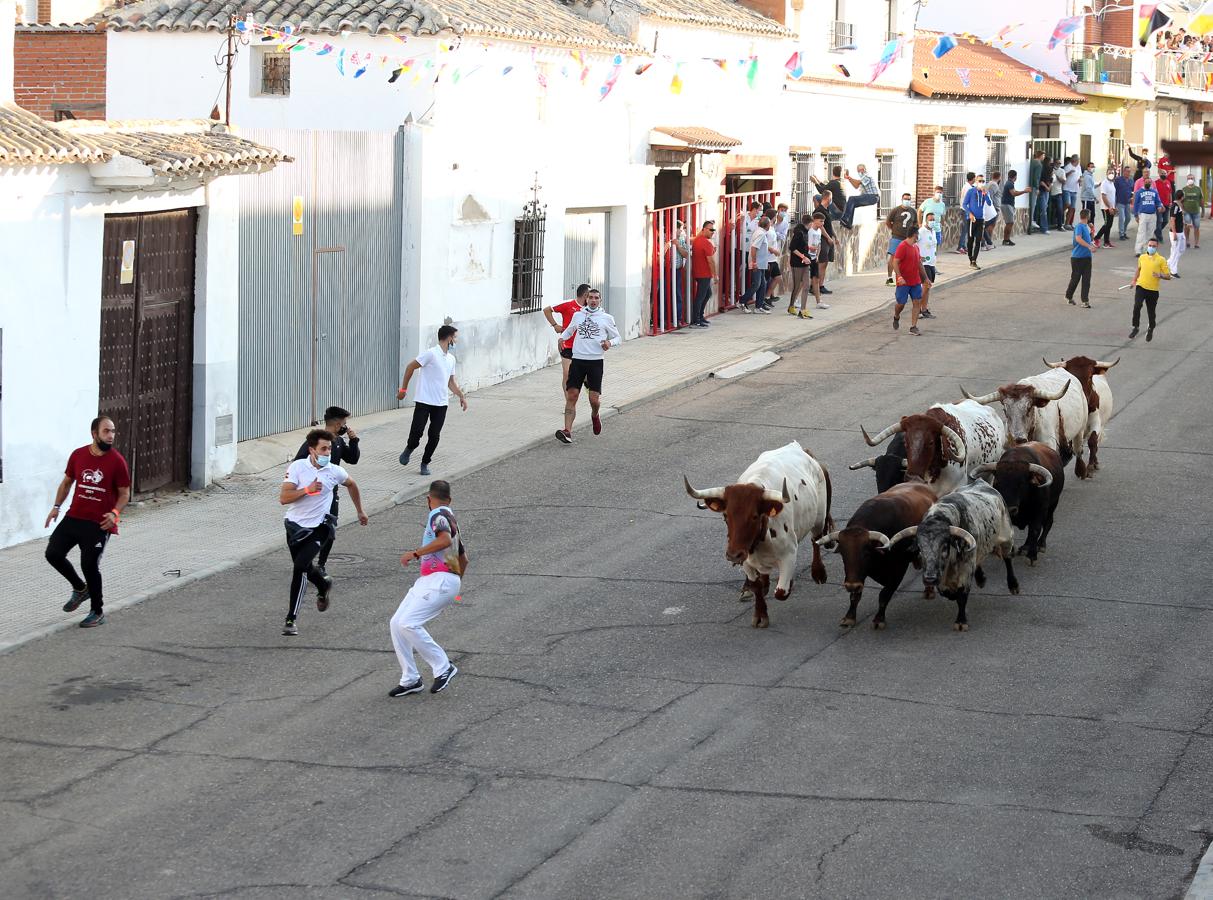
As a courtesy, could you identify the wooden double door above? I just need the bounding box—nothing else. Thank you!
[99,209,196,494]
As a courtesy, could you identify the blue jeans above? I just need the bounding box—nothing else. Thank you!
[839,193,878,228]
[1034,190,1051,233]
[1051,194,1064,228]
[1116,203,1131,238]
[740,265,767,307]
[1062,189,1077,210]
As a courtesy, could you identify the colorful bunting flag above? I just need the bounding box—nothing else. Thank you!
[635,62,652,76]
[834,63,850,78]
[746,57,759,89]
[337,48,345,76]
[933,35,957,59]
[1047,15,1082,50]
[956,67,970,88]
[1030,70,1044,83]
[868,38,901,85]
[600,61,621,100]
[784,51,804,79]
[1189,1,1213,36]
[670,65,683,95]
[1138,5,1171,46]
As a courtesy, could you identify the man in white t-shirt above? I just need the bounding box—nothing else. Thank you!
[918,214,939,318]
[279,428,369,636]
[1062,155,1080,229]
[397,324,468,477]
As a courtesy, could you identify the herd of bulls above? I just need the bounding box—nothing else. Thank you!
[683,354,1120,632]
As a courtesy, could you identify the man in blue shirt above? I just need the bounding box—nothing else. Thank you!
[962,175,988,269]
[1064,209,1096,308]
[1133,181,1162,254]
[1113,165,1135,241]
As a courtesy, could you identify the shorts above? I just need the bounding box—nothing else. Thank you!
[1001,204,1015,222]
[559,347,573,360]
[766,262,781,277]
[923,264,936,284]
[823,244,835,264]
[567,357,604,393]
[1063,189,1077,207]
[887,237,903,255]
[894,283,923,305]
[1184,211,1199,227]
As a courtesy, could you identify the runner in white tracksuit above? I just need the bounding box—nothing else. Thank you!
[554,288,620,444]
[388,480,466,697]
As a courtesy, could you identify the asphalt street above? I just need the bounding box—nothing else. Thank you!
[3,241,1212,899]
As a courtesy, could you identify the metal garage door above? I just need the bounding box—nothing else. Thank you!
[563,210,610,311]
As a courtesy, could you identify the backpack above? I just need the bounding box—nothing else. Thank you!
[429,507,469,576]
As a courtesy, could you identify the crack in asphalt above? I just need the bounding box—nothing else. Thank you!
[815,820,866,884]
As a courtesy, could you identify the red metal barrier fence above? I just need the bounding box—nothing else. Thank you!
[648,200,701,335]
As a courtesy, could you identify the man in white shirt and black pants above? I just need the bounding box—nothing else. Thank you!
[555,288,621,443]
[280,429,369,635]
[398,324,468,476]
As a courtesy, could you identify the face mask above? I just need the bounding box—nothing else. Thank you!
[976,182,985,189]
[902,199,912,206]
[1146,247,1157,256]
[934,192,942,201]
[316,454,331,467]
[1188,178,1196,185]
[96,440,113,453]
[337,425,348,435]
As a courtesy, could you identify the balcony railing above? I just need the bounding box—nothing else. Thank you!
[1070,53,1132,86]
[829,20,854,51]
[1156,54,1213,92]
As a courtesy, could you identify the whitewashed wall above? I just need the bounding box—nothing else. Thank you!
[0,166,240,548]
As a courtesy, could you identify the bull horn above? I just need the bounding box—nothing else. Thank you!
[948,526,978,552]
[1042,357,1066,369]
[815,531,840,547]
[848,457,878,471]
[762,478,791,505]
[861,421,902,447]
[973,462,998,482]
[940,423,966,464]
[684,476,725,501]
[1028,464,1054,488]
[888,525,918,546]
[1032,380,1069,402]
[960,384,1001,405]
[1094,357,1120,371]
[868,531,892,551]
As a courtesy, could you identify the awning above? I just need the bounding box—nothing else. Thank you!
[650,126,742,153]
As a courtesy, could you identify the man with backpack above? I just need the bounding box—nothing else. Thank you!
[388,480,468,696]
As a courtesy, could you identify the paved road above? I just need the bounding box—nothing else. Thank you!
[4,244,1212,899]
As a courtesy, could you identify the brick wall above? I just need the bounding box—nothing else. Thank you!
[915,133,936,204]
[1104,8,1133,47]
[14,29,107,120]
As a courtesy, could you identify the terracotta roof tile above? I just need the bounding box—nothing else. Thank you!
[102,0,645,53]
[911,31,1084,104]
[0,104,290,176]
[636,0,793,37]
[651,125,742,151]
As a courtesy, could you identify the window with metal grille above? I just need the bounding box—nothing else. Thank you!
[790,152,816,218]
[942,133,966,205]
[257,49,291,97]
[1108,133,1126,168]
[822,152,845,183]
[877,154,895,214]
[511,195,546,315]
[984,135,1007,180]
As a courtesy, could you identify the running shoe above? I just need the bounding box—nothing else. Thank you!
[592,414,602,435]
[892,316,900,331]
[970,263,981,270]
[798,311,813,320]
[919,310,935,319]
[786,305,797,315]
[909,326,922,336]
[815,302,831,310]
[63,587,89,613]
[1129,327,1139,339]
[430,664,459,694]
[885,277,895,286]
[555,429,573,444]
[79,611,106,628]
[389,679,424,697]
[1067,297,1076,305]
[1082,302,1092,309]
[282,618,298,636]
[398,449,412,466]
[756,305,770,314]
[820,287,833,295]
[741,305,755,314]
[316,575,333,612]
[1002,240,1016,246]
[420,463,432,476]
[1173,273,1182,279]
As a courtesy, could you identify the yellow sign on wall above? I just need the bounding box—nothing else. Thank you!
[292,196,304,236]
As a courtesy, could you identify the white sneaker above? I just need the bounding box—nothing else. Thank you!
[740,305,755,314]
[815,302,831,310]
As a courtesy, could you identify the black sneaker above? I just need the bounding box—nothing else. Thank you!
[919,310,935,319]
[1082,302,1091,309]
[1172,273,1181,279]
[420,463,432,476]
[1146,327,1154,342]
[892,316,900,331]
[1002,240,1015,246]
[63,587,89,613]
[555,429,573,444]
[79,611,106,628]
[908,326,922,336]
[970,263,981,270]
[1129,327,1139,339]
[389,679,424,697]
[430,664,458,694]
[316,574,333,612]
[820,287,833,295]
[1067,297,1076,305]
[282,618,298,636]
[398,449,412,466]
[885,277,895,286]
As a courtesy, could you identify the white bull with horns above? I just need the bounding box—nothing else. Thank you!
[1044,356,1119,475]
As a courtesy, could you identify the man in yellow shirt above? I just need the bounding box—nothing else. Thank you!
[1129,237,1171,342]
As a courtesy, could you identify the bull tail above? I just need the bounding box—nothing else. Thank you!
[822,460,835,534]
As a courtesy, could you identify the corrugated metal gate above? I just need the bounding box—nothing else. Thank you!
[563,210,610,312]
[237,129,403,440]
[99,209,196,494]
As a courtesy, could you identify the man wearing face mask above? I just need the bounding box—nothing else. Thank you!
[294,406,360,578]
[557,288,620,443]
[919,186,946,253]
[398,325,468,477]
[1181,172,1203,248]
[44,416,131,628]
[1129,237,1171,342]
[885,192,919,287]
[280,429,369,636]
[962,174,989,269]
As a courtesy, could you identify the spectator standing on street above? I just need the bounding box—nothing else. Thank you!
[1027,150,1044,235]
[1080,162,1098,222]
[764,210,786,307]
[735,201,762,309]
[669,220,690,325]
[1036,157,1054,235]
[543,284,588,396]
[1113,165,1135,241]
[556,288,620,443]
[1001,170,1026,245]
[388,479,467,697]
[1050,165,1066,231]
[891,227,927,336]
[955,172,976,253]
[962,174,989,270]
[812,192,837,301]
[1181,172,1203,248]
[689,221,717,327]
[919,185,946,251]
[1096,168,1117,248]
[918,212,938,319]
[1153,170,1173,242]
[44,415,130,629]
[398,325,468,477]
[983,171,1004,251]
[1062,155,1080,229]
[293,406,360,578]
[1129,237,1170,342]
[885,191,919,286]
[740,216,774,312]
[1167,190,1186,279]
[837,163,880,229]
[1064,209,1096,309]
[786,214,812,318]
[1133,178,1162,254]
[279,429,369,636]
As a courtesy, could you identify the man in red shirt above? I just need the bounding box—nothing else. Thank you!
[690,220,717,327]
[543,284,588,398]
[891,228,928,336]
[44,416,131,628]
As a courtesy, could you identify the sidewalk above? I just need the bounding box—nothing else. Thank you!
[1,233,1072,651]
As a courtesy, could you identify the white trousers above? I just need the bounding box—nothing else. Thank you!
[389,572,460,685]
[1168,230,1186,275]
[1135,212,1156,253]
